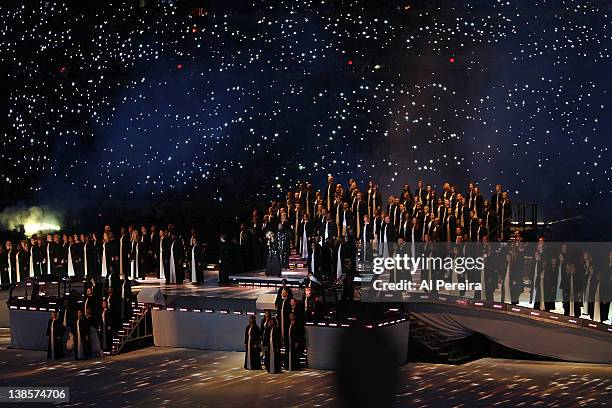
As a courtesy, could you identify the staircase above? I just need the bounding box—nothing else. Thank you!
[106,301,153,356]
[408,314,478,364]
[289,247,307,270]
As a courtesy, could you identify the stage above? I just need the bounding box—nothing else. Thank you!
[5,265,612,368]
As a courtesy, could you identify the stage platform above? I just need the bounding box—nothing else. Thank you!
[228,269,307,287]
[5,266,612,367]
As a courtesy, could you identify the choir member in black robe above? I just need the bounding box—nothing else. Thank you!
[414,180,427,206]
[99,300,114,352]
[168,232,184,284]
[5,241,16,284]
[289,297,302,327]
[105,281,122,325]
[561,262,583,317]
[530,252,555,311]
[74,309,91,360]
[500,253,523,305]
[156,229,169,281]
[352,192,366,237]
[473,187,485,218]
[114,227,128,278]
[378,216,397,258]
[50,234,64,277]
[298,214,314,260]
[320,214,338,242]
[47,311,64,359]
[263,318,282,374]
[275,280,294,308]
[398,212,411,242]
[285,313,304,371]
[128,230,142,279]
[189,236,206,284]
[301,286,318,321]
[307,240,322,277]
[79,234,93,278]
[99,232,114,278]
[399,184,412,206]
[29,236,43,278]
[360,214,375,264]
[276,288,291,345]
[16,240,29,283]
[386,196,400,229]
[499,192,512,241]
[321,238,335,281]
[56,234,68,278]
[70,235,84,277]
[260,310,272,336]
[244,315,262,370]
[58,297,75,332]
[120,274,132,321]
[0,245,8,286]
[238,223,252,274]
[581,253,601,319]
[82,287,100,322]
[41,235,52,276]
[490,184,503,217]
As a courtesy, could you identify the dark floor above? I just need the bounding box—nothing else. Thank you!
[0,344,610,408]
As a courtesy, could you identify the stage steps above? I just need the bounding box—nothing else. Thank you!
[106,302,153,356]
[408,314,477,364]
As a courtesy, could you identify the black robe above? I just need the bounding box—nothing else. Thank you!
[6,249,17,283]
[47,319,64,359]
[120,278,133,321]
[244,324,262,370]
[99,308,114,352]
[189,242,206,283]
[307,244,322,277]
[118,234,131,277]
[170,238,185,284]
[30,245,43,277]
[82,241,98,277]
[286,322,304,371]
[74,316,91,360]
[0,251,8,285]
[263,325,282,373]
[276,297,292,344]
[218,239,233,284]
[301,293,317,322]
[71,242,84,277]
[320,221,338,241]
[158,236,171,280]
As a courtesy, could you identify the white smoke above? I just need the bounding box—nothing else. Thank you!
[0,205,62,236]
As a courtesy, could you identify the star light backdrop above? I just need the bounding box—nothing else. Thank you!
[0,0,610,232]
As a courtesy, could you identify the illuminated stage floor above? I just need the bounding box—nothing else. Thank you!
[0,345,609,407]
[132,277,277,299]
